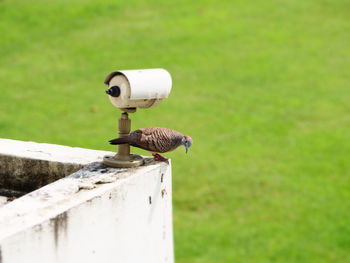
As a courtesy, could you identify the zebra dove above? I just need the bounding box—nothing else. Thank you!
[109,127,193,162]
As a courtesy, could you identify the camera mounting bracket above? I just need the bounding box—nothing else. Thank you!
[103,109,143,168]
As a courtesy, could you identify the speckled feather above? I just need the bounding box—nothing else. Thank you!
[109,127,185,153]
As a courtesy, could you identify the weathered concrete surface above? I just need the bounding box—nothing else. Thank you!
[0,162,173,263]
[0,139,113,192]
[0,196,8,208]
[0,139,174,263]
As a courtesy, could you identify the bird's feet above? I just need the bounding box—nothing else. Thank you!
[152,153,169,164]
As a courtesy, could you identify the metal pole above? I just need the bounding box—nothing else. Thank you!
[115,112,131,161]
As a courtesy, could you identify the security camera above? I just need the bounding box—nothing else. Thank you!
[104,68,172,110]
[103,68,172,168]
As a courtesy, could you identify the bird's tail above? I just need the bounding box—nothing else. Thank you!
[109,137,129,145]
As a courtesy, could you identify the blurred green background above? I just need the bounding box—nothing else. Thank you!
[1,0,349,262]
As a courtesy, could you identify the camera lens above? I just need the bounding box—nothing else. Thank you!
[106,86,121,97]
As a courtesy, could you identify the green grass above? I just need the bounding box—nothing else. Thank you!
[1,0,350,262]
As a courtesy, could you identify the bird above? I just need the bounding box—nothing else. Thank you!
[109,127,193,163]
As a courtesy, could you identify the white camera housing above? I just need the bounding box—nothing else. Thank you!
[104,68,172,109]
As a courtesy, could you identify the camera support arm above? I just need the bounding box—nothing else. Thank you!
[103,109,143,168]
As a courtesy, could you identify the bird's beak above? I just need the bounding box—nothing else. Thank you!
[185,145,189,153]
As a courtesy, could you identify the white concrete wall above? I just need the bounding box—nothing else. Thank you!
[0,139,174,263]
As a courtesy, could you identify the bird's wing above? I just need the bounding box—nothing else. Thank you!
[128,127,182,153]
